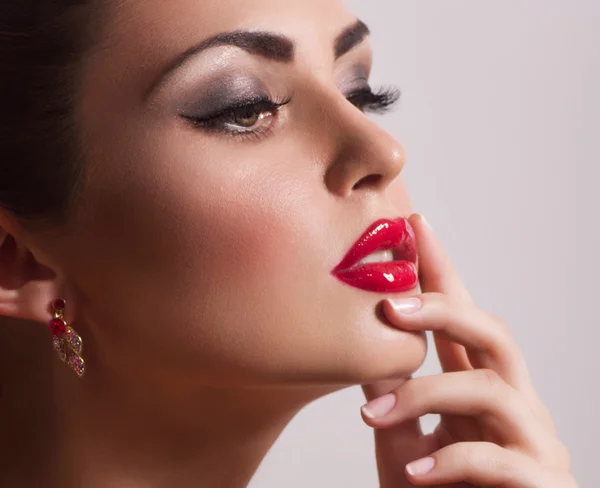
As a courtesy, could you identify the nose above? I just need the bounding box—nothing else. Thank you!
[322,93,407,198]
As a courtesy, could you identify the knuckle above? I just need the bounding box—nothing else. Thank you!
[401,377,430,410]
[486,312,515,347]
[478,368,504,394]
[562,472,579,488]
[424,291,448,309]
[548,441,572,471]
[449,441,504,473]
[488,311,509,330]
[475,368,522,410]
[539,402,558,428]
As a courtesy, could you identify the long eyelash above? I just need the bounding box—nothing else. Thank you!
[347,85,401,114]
[181,85,400,141]
[182,96,291,136]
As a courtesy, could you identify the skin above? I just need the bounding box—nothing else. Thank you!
[0,1,577,487]
[362,215,577,487]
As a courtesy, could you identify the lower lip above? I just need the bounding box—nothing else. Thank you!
[332,261,418,293]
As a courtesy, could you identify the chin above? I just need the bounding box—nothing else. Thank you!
[325,293,429,385]
[285,330,428,387]
[349,331,428,384]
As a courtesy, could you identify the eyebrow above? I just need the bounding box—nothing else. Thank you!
[144,19,370,101]
[335,19,370,59]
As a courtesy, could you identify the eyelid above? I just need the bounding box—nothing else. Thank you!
[181,96,289,126]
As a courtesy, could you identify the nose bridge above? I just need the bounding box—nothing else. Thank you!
[314,85,407,198]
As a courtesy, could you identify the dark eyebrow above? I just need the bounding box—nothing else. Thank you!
[335,20,370,59]
[144,19,370,101]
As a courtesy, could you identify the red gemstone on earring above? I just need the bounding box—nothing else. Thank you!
[49,318,66,336]
[53,298,66,311]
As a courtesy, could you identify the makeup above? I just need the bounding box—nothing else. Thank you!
[331,217,418,293]
[179,75,269,117]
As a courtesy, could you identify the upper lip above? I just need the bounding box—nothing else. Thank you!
[331,217,417,273]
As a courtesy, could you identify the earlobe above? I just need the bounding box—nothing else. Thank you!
[0,225,63,325]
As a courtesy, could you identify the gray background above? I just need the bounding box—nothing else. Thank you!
[250,1,598,486]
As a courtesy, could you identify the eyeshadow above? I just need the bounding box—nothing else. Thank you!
[178,76,268,116]
[337,64,370,93]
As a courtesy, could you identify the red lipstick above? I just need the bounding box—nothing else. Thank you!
[331,217,418,293]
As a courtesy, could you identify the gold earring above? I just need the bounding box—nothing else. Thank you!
[49,298,85,378]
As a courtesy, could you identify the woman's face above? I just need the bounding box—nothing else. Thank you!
[41,0,427,387]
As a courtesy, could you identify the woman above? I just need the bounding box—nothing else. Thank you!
[0,1,577,487]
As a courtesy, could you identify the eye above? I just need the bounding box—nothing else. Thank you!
[224,106,273,131]
[183,97,291,138]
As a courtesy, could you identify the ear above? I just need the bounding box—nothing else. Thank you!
[0,218,63,325]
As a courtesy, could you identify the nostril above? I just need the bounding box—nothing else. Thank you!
[352,174,382,190]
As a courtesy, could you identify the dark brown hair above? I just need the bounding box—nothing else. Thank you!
[0,1,101,229]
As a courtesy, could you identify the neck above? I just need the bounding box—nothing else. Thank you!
[0,321,340,488]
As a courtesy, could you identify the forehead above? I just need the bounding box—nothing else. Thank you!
[102,0,353,35]
[94,0,357,82]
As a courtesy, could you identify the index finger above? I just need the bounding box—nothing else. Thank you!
[409,213,473,373]
[410,214,473,304]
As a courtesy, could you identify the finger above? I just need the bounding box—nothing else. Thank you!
[403,441,575,487]
[362,377,424,448]
[361,370,553,458]
[382,292,533,391]
[383,293,557,435]
[410,214,473,303]
[409,213,472,372]
[362,376,411,402]
[406,214,557,432]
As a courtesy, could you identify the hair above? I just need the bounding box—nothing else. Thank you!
[0,1,102,230]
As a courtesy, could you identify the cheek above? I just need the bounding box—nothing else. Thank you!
[72,140,339,381]
[63,129,426,386]
[156,151,329,351]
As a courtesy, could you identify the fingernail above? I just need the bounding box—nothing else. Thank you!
[361,393,396,419]
[421,214,432,230]
[386,297,422,314]
[406,456,435,476]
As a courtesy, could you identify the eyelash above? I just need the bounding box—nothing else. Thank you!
[183,85,401,141]
[183,96,292,142]
[347,85,401,114]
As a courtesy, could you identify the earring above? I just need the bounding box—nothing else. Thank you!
[48,298,85,378]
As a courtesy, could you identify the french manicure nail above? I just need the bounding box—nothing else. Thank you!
[421,215,432,230]
[406,456,435,476]
[361,393,396,419]
[386,297,422,314]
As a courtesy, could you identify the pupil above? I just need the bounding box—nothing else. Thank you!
[235,111,261,127]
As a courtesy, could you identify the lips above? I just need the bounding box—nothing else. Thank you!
[331,217,418,293]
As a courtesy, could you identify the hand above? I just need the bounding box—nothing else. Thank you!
[360,214,578,487]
